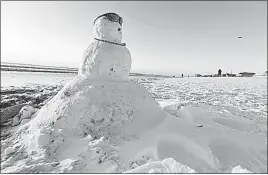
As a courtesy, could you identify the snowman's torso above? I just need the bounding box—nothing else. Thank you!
[79,41,131,81]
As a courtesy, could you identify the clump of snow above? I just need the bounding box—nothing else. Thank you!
[4,146,15,156]
[20,105,38,120]
[12,105,38,126]
[124,158,196,173]
[12,116,21,127]
[231,165,252,173]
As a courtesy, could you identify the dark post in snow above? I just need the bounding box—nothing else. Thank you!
[218,69,222,77]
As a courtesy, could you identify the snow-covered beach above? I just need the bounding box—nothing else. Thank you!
[1,71,267,173]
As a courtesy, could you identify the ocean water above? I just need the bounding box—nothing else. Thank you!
[1,71,76,88]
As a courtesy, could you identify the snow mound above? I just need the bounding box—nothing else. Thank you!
[20,76,160,153]
[124,158,196,173]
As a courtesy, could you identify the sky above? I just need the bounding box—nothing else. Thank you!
[1,1,267,76]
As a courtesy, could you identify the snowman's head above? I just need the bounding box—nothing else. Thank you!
[93,13,123,43]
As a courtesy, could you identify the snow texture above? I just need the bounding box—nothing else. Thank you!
[11,105,38,126]
[231,165,252,173]
[124,158,196,173]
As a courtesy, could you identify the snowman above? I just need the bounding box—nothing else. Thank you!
[6,13,161,171]
[79,13,131,81]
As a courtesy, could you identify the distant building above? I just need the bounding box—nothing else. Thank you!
[239,72,256,77]
[195,74,202,77]
[226,73,236,77]
[203,74,213,77]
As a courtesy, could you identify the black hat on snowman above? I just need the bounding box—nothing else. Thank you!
[93,13,123,26]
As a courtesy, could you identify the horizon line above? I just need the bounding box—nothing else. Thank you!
[1,61,264,76]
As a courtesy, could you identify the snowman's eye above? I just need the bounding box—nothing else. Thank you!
[118,28,121,31]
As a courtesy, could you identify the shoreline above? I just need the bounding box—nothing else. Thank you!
[1,68,78,74]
